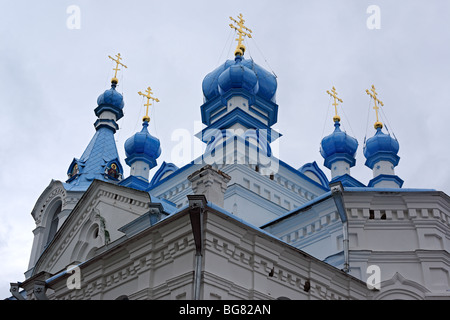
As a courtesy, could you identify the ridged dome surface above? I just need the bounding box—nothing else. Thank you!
[97,86,124,110]
[124,122,161,165]
[320,122,358,160]
[363,127,399,161]
[202,56,277,103]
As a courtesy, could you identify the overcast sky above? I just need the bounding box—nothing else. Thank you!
[0,0,449,298]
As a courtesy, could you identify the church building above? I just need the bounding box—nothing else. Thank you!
[8,14,450,300]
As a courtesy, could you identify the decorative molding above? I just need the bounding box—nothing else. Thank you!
[34,184,152,275]
[36,187,66,225]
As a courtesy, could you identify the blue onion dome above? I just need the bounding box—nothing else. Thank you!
[320,121,358,169]
[202,55,277,103]
[124,121,161,168]
[363,127,400,168]
[218,56,258,95]
[95,83,125,120]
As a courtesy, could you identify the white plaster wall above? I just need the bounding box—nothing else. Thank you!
[372,160,395,177]
[330,160,350,179]
[130,160,150,181]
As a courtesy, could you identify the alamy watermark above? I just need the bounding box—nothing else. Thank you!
[366,264,381,290]
[367,5,381,30]
[66,5,81,30]
[171,123,280,175]
[66,265,81,290]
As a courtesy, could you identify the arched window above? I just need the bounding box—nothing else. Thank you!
[46,201,62,246]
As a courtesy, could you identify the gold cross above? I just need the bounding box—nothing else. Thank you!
[229,13,252,56]
[326,86,343,122]
[138,87,160,123]
[366,85,384,129]
[108,53,128,84]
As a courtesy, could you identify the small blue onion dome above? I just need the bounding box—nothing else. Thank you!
[363,127,400,168]
[320,121,358,169]
[124,121,161,169]
[95,84,125,120]
[202,55,277,103]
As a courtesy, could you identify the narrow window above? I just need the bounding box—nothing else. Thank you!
[46,202,62,245]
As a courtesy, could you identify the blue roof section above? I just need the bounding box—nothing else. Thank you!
[65,125,122,190]
[260,191,333,228]
[323,251,345,269]
[119,175,150,191]
[367,174,404,188]
[149,194,178,215]
[343,186,436,192]
[330,174,366,188]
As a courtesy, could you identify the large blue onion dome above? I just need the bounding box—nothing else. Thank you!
[202,55,277,103]
[320,121,358,169]
[218,57,258,95]
[124,121,161,169]
[363,127,400,168]
[95,83,125,121]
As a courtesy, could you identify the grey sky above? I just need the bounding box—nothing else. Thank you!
[0,0,449,298]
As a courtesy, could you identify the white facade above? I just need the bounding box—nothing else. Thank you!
[263,187,450,299]
[18,182,370,300]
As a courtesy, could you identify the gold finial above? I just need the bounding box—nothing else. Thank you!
[229,13,252,56]
[138,86,159,123]
[326,86,343,122]
[108,53,127,84]
[366,85,384,129]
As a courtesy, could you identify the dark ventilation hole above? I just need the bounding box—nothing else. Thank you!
[114,194,118,200]
[268,267,274,277]
[380,212,386,220]
[369,210,375,220]
[255,165,260,173]
[270,174,274,180]
[303,280,311,292]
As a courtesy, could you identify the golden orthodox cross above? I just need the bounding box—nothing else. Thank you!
[229,13,252,56]
[326,86,343,122]
[366,85,384,129]
[138,87,159,123]
[108,53,127,84]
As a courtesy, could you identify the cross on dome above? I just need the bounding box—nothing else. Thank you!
[138,86,159,123]
[229,13,252,57]
[366,85,384,129]
[108,53,128,85]
[326,86,343,123]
